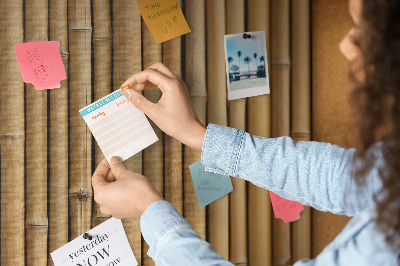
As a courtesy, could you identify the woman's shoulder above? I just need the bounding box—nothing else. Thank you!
[323,209,399,265]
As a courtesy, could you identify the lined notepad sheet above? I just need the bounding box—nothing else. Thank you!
[80,89,158,162]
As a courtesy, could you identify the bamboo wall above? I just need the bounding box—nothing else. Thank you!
[0,0,352,265]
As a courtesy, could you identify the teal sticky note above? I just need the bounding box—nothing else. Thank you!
[189,160,233,208]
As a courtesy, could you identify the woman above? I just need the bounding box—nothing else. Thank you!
[91,0,400,264]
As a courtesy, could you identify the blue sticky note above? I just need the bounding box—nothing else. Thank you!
[189,160,233,208]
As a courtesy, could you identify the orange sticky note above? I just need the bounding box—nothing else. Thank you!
[14,41,66,90]
[137,0,191,43]
[270,191,304,223]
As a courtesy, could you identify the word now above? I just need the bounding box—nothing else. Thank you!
[76,245,112,266]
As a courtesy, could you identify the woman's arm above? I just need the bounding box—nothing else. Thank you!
[118,62,381,216]
[201,124,383,216]
[141,201,234,266]
[92,157,234,265]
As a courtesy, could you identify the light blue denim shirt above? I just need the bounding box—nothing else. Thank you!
[140,124,399,265]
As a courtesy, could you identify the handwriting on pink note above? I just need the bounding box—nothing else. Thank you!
[269,191,304,223]
[14,41,67,90]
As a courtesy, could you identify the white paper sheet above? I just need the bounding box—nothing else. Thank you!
[80,89,158,162]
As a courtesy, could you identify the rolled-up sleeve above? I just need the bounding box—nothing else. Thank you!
[140,200,234,265]
[201,123,382,216]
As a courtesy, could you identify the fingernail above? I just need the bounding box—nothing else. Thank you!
[110,156,122,165]
[125,89,133,100]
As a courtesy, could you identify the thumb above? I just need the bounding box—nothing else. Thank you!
[123,88,155,116]
[109,156,127,178]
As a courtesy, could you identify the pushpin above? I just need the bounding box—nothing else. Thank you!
[242,33,252,39]
[83,233,97,241]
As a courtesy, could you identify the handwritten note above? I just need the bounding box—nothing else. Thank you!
[269,192,304,223]
[189,160,233,208]
[14,41,66,90]
[80,89,158,163]
[137,0,191,43]
[51,218,138,266]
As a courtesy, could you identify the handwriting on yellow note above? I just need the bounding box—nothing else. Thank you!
[137,0,191,43]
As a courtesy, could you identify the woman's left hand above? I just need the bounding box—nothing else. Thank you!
[91,157,164,219]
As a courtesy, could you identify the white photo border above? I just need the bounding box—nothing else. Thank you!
[224,30,270,101]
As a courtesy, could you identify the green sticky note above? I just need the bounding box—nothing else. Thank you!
[189,160,233,208]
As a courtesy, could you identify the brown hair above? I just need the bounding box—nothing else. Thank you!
[350,0,400,254]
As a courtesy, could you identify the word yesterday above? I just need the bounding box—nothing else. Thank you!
[68,233,109,260]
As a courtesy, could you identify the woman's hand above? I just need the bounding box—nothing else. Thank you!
[92,157,164,220]
[120,61,206,151]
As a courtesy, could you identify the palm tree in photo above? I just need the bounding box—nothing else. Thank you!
[244,56,251,78]
[253,53,258,74]
[260,55,266,72]
[237,51,242,77]
[259,55,266,77]
[228,56,234,73]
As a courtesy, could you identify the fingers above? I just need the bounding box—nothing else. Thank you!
[105,169,115,183]
[122,89,158,118]
[146,61,176,79]
[136,81,157,92]
[92,158,111,189]
[120,68,173,94]
[109,156,128,179]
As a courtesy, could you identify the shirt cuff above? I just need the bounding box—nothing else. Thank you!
[140,200,189,259]
[201,123,245,177]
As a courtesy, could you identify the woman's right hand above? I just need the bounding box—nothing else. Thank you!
[120,62,206,151]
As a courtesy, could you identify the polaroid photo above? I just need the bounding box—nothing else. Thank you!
[224,30,270,100]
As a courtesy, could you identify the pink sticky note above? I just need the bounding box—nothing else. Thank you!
[270,191,304,223]
[14,41,67,90]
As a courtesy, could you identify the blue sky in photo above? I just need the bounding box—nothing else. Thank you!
[226,33,267,73]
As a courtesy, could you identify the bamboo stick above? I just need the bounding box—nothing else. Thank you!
[228,101,247,264]
[48,2,69,264]
[24,0,48,264]
[184,0,207,241]
[291,0,311,262]
[112,1,142,263]
[163,15,183,214]
[0,4,24,264]
[92,0,113,228]
[0,138,25,264]
[68,0,93,240]
[271,0,291,265]
[141,18,164,266]
[163,0,183,216]
[206,0,229,261]
[246,0,272,265]
[225,0,247,264]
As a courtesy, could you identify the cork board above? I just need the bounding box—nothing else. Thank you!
[311,0,353,257]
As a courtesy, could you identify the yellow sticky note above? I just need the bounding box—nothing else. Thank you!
[137,0,191,43]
